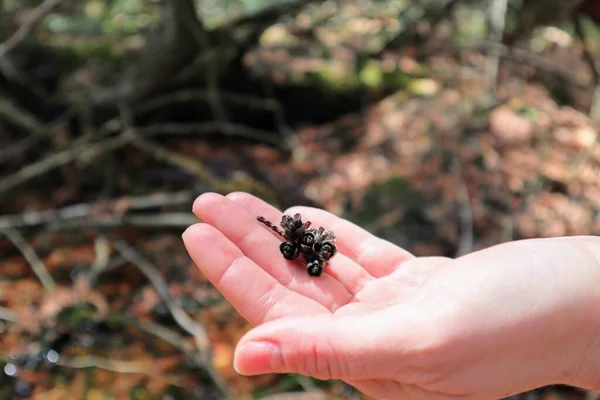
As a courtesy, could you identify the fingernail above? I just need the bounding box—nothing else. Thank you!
[234,341,281,375]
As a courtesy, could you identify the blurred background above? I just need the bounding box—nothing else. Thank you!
[0,0,599,399]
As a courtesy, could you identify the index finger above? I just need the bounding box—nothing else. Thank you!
[183,223,329,325]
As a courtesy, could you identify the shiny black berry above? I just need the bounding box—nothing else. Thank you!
[280,241,300,260]
[306,259,323,276]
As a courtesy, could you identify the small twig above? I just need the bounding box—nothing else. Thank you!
[0,190,195,230]
[573,15,598,86]
[0,0,62,60]
[573,14,600,118]
[487,0,508,94]
[129,135,276,202]
[55,355,183,385]
[0,306,19,323]
[459,40,589,90]
[0,227,56,291]
[0,133,42,164]
[40,212,198,230]
[0,90,42,132]
[111,239,230,397]
[0,134,130,197]
[0,106,75,165]
[129,134,222,189]
[125,316,230,396]
[111,240,210,353]
[87,235,111,286]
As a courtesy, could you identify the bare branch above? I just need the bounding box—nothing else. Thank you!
[0,106,75,165]
[110,240,210,352]
[0,134,130,197]
[0,306,19,323]
[457,40,589,90]
[0,227,56,291]
[487,0,509,94]
[0,190,196,230]
[55,354,179,380]
[0,91,42,131]
[0,0,62,60]
[41,212,198,230]
[87,235,111,286]
[111,239,230,396]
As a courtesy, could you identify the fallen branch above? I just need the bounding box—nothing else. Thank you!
[111,239,210,349]
[0,190,196,230]
[0,106,75,165]
[87,235,111,287]
[0,306,19,323]
[40,212,198,230]
[0,0,62,60]
[55,354,180,383]
[487,0,509,94]
[125,316,230,396]
[460,40,590,90]
[111,239,230,397]
[0,134,130,197]
[0,90,42,132]
[129,135,277,203]
[0,227,56,291]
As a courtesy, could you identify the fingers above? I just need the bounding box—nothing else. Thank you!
[284,206,415,277]
[226,192,374,295]
[232,311,417,381]
[192,192,353,311]
[183,223,328,325]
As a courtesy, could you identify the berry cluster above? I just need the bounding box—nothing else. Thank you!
[257,213,338,277]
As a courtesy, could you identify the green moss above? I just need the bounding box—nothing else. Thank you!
[347,176,422,226]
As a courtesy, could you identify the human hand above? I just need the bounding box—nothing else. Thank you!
[182,192,600,400]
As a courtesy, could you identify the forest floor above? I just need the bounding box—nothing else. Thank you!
[1,3,600,399]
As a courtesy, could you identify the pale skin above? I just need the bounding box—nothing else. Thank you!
[182,191,600,400]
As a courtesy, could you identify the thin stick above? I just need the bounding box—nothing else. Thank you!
[0,135,130,197]
[257,216,285,237]
[111,239,230,397]
[0,227,56,291]
[487,0,508,94]
[87,235,110,286]
[0,306,19,323]
[111,239,210,349]
[573,14,600,118]
[0,0,62,59]
[0,190,194,230]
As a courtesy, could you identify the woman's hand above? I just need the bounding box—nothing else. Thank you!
[182,192,600,400]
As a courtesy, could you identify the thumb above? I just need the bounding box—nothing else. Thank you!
[233,312,418,381]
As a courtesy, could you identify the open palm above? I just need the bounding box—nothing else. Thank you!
[183,192,455,399]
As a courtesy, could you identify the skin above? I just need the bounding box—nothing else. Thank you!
[182,191,600,400]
